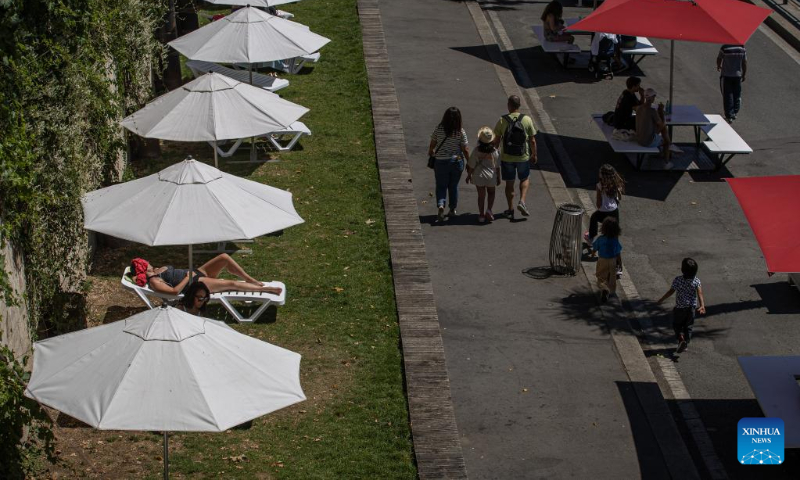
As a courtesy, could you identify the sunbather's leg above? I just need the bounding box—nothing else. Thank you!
[198,253,260,286]
[199,278,282,295]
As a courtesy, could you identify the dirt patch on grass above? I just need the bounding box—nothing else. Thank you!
[39,242,355,478]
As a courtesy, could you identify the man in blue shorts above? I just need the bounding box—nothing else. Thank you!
[492,95,538,219]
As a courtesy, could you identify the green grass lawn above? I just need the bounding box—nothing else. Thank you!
[78,1,416,478]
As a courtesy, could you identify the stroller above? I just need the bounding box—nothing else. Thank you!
[588,33,618,80]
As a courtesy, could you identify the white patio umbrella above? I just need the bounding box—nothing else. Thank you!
[25,306,305,478]
[168,6,330,65]
[121,73,308,167]
[82,157,304,269]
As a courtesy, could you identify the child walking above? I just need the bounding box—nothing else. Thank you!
[657,258,706,353]
[466,126,501,223]
[592,217,622,303]
[585,164,624,256]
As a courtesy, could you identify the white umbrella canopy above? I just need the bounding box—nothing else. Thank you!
[25,306,305,431]
[120,73,309,143]
[205,0,300,7]
[82,158,304,246]
[168,6,330,64]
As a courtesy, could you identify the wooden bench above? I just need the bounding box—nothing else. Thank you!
[592,114,659,169]
[531,24,582,67]
[701,114,752,171]
[186,60,290,93]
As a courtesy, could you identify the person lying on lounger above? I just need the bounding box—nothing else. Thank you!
[130,254,282,296]
[174,282,212,316]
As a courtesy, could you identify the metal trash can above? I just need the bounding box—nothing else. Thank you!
[549,203,585,275]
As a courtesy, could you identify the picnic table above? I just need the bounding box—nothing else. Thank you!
[592,106,752,171]
[664,104,711,147]
[533,18,657,69]
[738,356,800,448]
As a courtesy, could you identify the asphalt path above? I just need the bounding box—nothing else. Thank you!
[377,0,668,478]
[482,0,800,477]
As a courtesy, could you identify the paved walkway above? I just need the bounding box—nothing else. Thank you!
[374,0,665,477]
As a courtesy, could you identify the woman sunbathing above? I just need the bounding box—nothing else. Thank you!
[130,254,282,296]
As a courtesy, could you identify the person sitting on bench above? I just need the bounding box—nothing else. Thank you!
[613,76,643,132]
[130,254,283,296]
[541,1,574,44]
[635,88,672,163]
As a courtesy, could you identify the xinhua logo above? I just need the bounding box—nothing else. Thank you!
[738,418,784,465]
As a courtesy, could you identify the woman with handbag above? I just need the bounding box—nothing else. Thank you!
[428,107,469,222]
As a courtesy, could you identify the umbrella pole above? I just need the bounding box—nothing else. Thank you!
[213,141,218,168]
[163,431,169,479]
[669,40,674,111]
[250,64,256,162]
[188,244,194,284]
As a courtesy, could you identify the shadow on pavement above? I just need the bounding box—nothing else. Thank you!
[751,282,800,315]
[669,398,800,479]
[616,382,671,480]
[553,287,729,340]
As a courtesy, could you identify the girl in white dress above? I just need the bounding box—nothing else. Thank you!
[466,126,501,223]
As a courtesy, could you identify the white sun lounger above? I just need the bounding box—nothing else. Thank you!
[122,267,286,323]
[268,52,321,74]
[209,121,311,157]
[186,59,290,92]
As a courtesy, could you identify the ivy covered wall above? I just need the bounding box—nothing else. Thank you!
[0,0,166,343]
[0,1,166,474]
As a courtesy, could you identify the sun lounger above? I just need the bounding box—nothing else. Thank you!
[209,121,311,157]
[122,267,286,323]
[186,60,290,92]
[266,121,311,151]
[701,115,752,171]
[267,52,321,74]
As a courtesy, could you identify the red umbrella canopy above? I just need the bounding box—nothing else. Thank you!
[568,0,771,44]
[726,176,800,275]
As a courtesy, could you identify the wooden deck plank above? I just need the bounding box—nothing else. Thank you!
[357,0,468,478]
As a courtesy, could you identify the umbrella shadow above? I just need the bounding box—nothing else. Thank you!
[56,412,93,429]
[751,282,800,315]
[546,133,682,199]
[103,306,150,325]
[450,44,647,90]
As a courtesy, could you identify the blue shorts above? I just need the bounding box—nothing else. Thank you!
[501,161,531,181]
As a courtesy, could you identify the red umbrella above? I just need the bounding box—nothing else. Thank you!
[726,176,800,275]
[569,0,771,106]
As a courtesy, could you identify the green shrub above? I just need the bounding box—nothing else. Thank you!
[0,345,54,478]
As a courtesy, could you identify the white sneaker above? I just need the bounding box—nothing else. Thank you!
[517,202,530,217]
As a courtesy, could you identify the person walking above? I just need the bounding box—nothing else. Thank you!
[592,217,622,303]
[466,126,501,223]
[429,107,470,222]
[717,44,747,124]
[492,95,538,220]
[584,164,624,255]
[657,258,706,353]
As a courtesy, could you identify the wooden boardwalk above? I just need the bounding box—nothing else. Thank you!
[357,1,468,478]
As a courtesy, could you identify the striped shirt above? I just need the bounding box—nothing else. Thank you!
[718,45,746,78]
[430,125,468,160]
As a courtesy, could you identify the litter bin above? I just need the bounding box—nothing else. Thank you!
[549,203,584,275]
